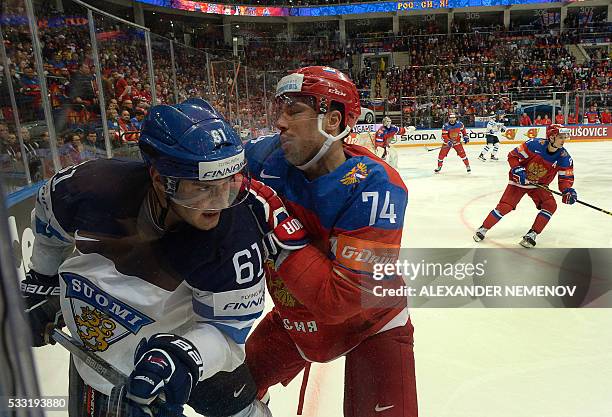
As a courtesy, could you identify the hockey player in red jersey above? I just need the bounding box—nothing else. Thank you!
[435,113,471,174]
[375,116,407,159]
[245,66,417,417]
[473,124,576,247]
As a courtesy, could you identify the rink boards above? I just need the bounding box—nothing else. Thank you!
[349,124,612,147]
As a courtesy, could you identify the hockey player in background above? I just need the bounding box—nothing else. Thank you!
[19,99,309,416]
[375,116,411,158]
[473,124,576,248]
[435,112,471,173]
[245,66,417,417]
[478,111,506,161]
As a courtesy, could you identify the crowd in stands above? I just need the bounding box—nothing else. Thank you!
[1,2,611,188]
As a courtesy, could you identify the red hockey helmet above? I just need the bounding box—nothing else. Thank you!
[275,66,360,129]
[546,123,571,140]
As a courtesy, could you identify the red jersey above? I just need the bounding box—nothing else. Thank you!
[585,111,600,124]
[442,121,467,143]
[508,138,574,191]
[601,111,611,124]
[246,136,409,362]
[519,114,532,126]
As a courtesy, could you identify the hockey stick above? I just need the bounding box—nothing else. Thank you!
[52,328,128,417]
[531,184,612,216]
[426,141,457,152]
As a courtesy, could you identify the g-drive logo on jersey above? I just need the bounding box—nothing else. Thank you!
[276,73,304,95]
[62,273,154,352]
[199,150,247,180]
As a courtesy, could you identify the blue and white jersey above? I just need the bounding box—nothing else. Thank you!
[31,159,266,395]
[486,120,505,136]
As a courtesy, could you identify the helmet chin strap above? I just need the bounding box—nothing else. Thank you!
[296,114,351,171]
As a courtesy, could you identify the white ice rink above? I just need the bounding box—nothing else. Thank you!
[34,141,612,417]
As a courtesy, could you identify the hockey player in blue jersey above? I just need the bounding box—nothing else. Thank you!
[19,99,307,416]
[478,110,506,161]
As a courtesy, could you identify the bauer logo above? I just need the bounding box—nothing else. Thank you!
[62,272,154,351]
[199,151,246,180]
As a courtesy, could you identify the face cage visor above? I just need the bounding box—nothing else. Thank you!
[166,167,251,212]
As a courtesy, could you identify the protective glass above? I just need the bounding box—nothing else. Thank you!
[169,169,250,211]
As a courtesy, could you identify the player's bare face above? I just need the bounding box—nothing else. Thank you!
[275,96,323,166]
[548,133,569,151]
[170,178,235,230]
[171,202,222,230]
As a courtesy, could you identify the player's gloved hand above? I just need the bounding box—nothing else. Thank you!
[511,166,528,185]
[127,334,203,414]
[562,188,577,205]
[463,135,469,144]
[501,126,507,133]
[247,179,309,266]
[20,270,63,347]
[446,140,454,148]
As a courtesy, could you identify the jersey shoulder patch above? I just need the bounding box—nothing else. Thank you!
[336,156,407,232]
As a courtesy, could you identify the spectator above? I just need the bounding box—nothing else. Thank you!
[534,115,545,125]
[70,63,96,105]
[555,112,565,124]
[17,66,42,118]
[118,110,138,144]
[601,108,611,124]
[567,113,578,124]
[130,108,146,130]
[81,130,105,160]
[121,99,134,112]
[519,112,532,126]
[583,105,601,124]
[113,71,128,101]
[106,107,120,144]
[542,114,552,125]
[61,132,84,166]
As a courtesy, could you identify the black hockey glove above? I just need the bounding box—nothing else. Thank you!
[20,270,63,347]
[127,334,203,415]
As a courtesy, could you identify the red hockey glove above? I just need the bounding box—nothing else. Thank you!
[562,188,577,205]
[247,179,309,266]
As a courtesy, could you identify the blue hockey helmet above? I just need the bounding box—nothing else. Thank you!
[139,98,250,211]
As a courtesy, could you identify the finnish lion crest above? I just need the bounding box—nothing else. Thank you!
[75,306,116,352]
